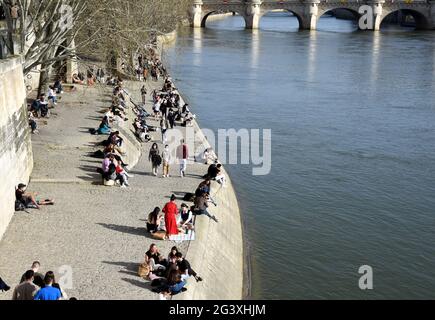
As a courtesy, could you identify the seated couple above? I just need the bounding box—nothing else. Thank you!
[146,204,194,235]
[29,94,49,118]
[97,154,132,188]
[205,161,227,186]
[15,184,54,210]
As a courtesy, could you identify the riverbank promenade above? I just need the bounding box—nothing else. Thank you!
[0,78,243,300]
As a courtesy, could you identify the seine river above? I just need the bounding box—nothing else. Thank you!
[165,13,435,299]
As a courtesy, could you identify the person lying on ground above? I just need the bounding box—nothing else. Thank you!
[176,252,203,283]
[15,184,54,210]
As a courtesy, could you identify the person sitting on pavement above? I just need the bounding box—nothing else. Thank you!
[145,244,167,272]
[30,97,41,117]
[53,78,64,94]
[47,85,57,106]
[39,94,49,118]
[175,252,203,283]
[72,73,84,85]
[15,183,54,210]
[29,113,38,134]
[194,191,218,223]
[147,207,163,233]
[167,269,187,295]
[178,203,194,231]
[92,116,111,135]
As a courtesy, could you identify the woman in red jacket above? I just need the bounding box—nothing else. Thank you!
[163,194,179,237]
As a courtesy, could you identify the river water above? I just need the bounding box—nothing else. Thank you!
[165,13,435,299]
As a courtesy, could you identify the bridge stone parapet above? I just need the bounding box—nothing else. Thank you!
[190,0,435,30]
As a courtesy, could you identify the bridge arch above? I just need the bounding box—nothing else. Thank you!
[317,7,361,20]
[258,9,306,30]
[201,10,247,28]
[380,8,432,30]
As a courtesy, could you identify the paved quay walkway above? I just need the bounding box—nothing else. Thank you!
[0,79,216,300]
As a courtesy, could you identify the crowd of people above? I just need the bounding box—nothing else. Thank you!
[27,78,65,134]
[2,261,72,300]
[139,244,202,299]
[8,47,228,300]
[91,78,135,188]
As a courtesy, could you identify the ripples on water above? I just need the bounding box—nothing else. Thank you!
[165,13,435,299]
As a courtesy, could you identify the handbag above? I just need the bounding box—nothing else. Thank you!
[138,263,150,279]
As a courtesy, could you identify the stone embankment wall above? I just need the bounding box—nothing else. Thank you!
[0,56,33,240]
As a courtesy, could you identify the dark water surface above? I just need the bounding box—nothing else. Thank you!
[165,13,435,299]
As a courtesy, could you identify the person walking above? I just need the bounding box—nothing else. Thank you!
[33,272,62,300]
[149,143,162,176]
[160,117,169,144]
[141,85,147,105]
[13,270,39,300]
[20,261,44,288]
[162,144,171,178]
[177,139,189,178]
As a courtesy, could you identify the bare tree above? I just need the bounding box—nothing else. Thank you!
[1,0,86,75]
[1,0,190,88]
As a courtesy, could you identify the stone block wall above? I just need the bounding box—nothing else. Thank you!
[0,56,33,240]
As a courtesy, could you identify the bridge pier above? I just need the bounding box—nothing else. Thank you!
[371,1,385,31]
[245,0,262,29]
[191,0,203,28]
[307,0,321,30]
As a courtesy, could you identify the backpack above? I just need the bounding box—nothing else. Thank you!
[138,263,150,279]
[183,193,195,202]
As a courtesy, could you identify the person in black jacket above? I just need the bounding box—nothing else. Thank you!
[175,252,203,283]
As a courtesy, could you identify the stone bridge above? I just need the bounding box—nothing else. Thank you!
[190,0,435,30]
